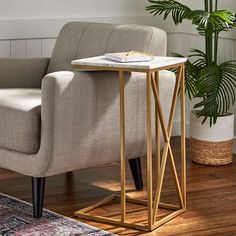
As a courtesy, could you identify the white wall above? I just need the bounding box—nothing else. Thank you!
[0,0,148,19]
[181,0,235,10]
[0,0,157,57]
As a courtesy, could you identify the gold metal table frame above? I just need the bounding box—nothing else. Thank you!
[74,62,186,232]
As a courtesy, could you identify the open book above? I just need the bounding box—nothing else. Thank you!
[105,51,154,63]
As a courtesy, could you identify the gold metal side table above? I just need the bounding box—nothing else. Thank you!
[72,56,187,232]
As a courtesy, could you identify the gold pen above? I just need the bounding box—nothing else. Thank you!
[125,51,134,56]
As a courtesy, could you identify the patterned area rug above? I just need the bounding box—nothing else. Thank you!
[0,193,114,236]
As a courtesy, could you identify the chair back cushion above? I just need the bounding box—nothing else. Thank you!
[47,22,167,73]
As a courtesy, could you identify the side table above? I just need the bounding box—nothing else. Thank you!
[72,55,187,231]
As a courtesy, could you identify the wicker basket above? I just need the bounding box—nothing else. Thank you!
[190,112,234,166]
[190,137,233,166]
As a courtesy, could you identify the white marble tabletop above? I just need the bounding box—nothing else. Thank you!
[72,56,187,70]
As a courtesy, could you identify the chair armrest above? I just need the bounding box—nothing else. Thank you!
[0,58,50,88]
[40,70,175,176]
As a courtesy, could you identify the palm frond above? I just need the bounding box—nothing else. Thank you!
[188,49,206,68]
[172,53,197,99]
[146,0,191,24]
[193,61,236,125]
[190,10,235,34]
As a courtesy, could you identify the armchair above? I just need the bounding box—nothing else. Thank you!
[0,22,175,218]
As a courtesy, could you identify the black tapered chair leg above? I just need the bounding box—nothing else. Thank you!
[32,177,46,218]
[128,157,143,191]
[66,171,73,176]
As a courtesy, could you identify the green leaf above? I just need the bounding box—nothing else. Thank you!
[146,0,191,25]
[172,53,197,99]
[193,61,236,125]
[146,0,236,35]
[189,10,235,34]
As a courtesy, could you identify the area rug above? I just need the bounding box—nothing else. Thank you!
[0,193,115,236]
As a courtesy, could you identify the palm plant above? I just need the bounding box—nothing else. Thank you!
[146,0,236,125]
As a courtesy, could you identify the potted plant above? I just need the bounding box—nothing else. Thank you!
[146,0,236,165]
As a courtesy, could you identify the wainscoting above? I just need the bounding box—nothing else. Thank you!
[0,38,56,58]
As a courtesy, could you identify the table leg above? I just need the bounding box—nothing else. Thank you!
[181,65,186,208]
[154,72,161,182]
[119,70,126,222]
[146,71,153,230]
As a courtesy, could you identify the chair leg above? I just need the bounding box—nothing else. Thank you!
[128,157,143,191]
[32,177,46,218]
[66,171,73,176]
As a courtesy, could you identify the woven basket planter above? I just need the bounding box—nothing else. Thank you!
[190,112,234,166]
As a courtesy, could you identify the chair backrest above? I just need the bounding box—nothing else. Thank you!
[47,22,167,73]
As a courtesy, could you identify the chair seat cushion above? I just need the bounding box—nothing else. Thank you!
[0,89,41,154]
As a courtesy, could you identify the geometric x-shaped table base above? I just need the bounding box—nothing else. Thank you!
[73,57,187,232]
[75,194,185,231]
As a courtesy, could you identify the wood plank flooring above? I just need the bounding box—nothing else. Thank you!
[0,137,236,235]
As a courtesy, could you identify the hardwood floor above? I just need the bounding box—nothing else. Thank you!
[1,137,236,235]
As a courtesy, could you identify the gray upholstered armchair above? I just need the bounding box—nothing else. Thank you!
[0,22,175,218]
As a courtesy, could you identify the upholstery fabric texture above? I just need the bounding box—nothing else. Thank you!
[0,22,175,177]
[0,58,49,88]
[47,22,167,73]
[0,89,41,154]
[40,70,175,176]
